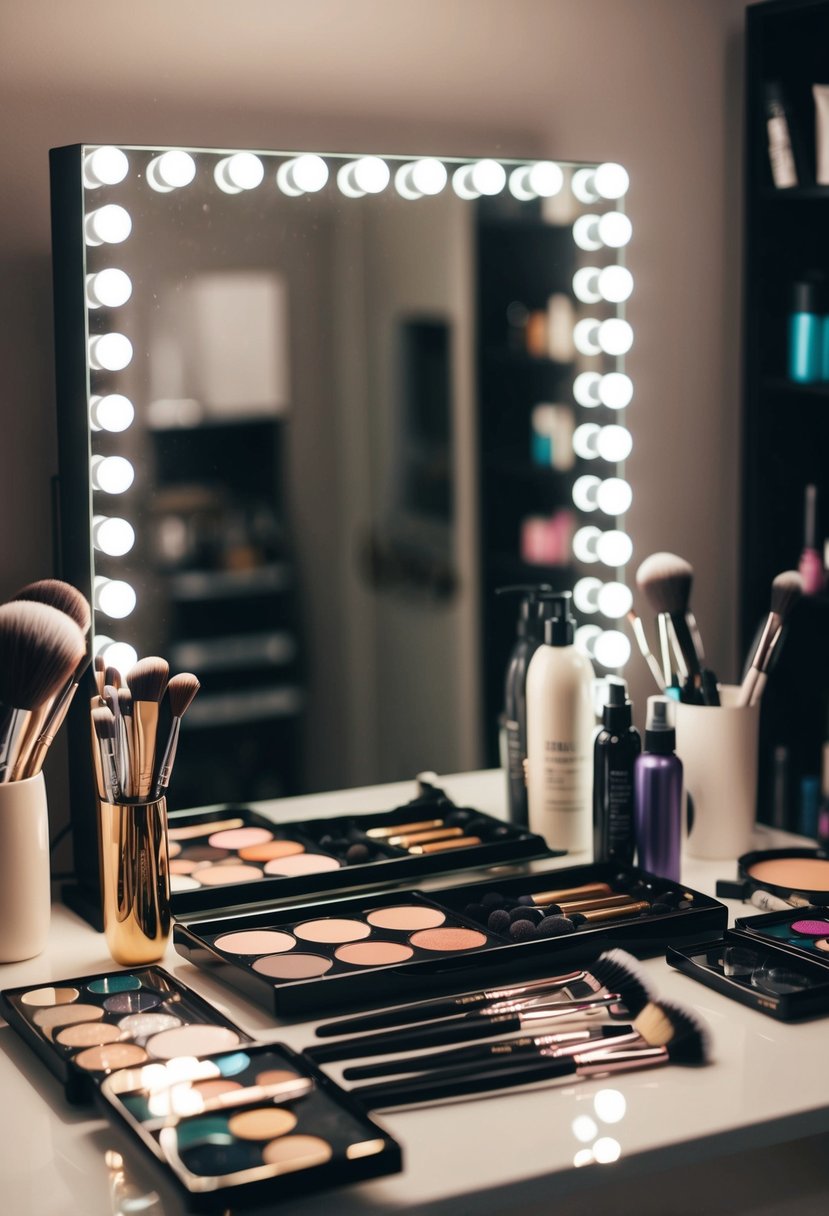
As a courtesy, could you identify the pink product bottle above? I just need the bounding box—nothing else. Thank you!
[520,510,575,566]
[799,484,824,595]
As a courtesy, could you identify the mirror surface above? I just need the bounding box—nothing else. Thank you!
[65,146,632,809]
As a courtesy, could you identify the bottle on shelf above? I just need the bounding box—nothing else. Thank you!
[497,584,552,827]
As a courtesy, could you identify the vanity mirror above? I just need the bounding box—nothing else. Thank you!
[51,143,633,838]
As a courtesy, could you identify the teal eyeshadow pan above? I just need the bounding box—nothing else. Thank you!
[88,975,142,994]
[176,1115,233,1149]
[216,1051,251,1077]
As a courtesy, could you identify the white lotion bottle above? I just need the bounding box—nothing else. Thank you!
[526,591,596,851]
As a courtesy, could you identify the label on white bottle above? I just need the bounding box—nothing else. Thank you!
[537,740,589,816]
[767,117,797,188]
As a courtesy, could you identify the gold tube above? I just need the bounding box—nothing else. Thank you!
[409,835,482,855]
[571,900,650,924]
[99,796,171,965]
[366,819,444,839]
[556,893,636,913]
[388,827,463,847]
[530,882,613,906]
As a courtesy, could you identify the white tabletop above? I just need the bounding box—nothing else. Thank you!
[2,770,829,1216]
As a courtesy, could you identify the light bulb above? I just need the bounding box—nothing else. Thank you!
[598,265,633,303]
[596,477,632,515]
[91,455,134,494]
[571,167,600,204]
[598,318,633,355]
[85,204,132,246]
[573,318,601,356]
[90,394,134,433]
[594,162,629,200]
[394,158,447,199]
[573,525,601,563]
[94,576,136,619]
[572,214,601,251]
[575,624,602,657]
[596,424,633,462]
[573,577,603,614]
[596,529,633,567]
[573,423,600,460]
[572,267,601,304]
[597,581,633,619]
[99,639,139,673]
[599,372,633,409]
[594,631,631,670]
[452,159,506,199]
[508,161,563,200]
[337,156,390,197]
[147,150,196,192]
[214,152,264,194]
[593,1088,627,1123]
[276,154,329,196]
[573,371,602,407]
[89,333,133,371]
[572,474,600,512]
[83,146,129,188]
[597,211,632,248]
[86,269,132,309]
[92,514,135,556]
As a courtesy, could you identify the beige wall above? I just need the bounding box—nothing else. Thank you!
[0,0,747,809]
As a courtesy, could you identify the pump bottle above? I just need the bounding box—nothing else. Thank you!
[497,584,552,826]
[593,678,641,863]
[634,695,683,881]
[526,592,595,851]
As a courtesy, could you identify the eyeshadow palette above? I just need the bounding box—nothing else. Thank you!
[668,933,829,1019]
[734,905,829,967]
[98,1042,401,1210]
[0,966,252,1104]
[174,861,727,1015]
[166,793,553,915]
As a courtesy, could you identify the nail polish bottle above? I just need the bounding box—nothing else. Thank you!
[799,484,824,595]
[789,280,821,384]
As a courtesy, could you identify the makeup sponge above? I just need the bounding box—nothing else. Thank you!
[487,909,511,935]
[538,915,576,938]
[509,919,538,942]
[509,905,541,925]
[481,892,506,910]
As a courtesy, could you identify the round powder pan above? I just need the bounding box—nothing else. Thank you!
[738,848,829,903]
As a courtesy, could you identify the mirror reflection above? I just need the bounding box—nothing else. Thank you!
[68,146,632,808]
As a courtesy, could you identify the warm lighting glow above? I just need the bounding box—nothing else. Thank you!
[572,474,601,512]
[596,529,633,566]
[573,526,601,563]
[573,371,602,407]
[573,576,603,614]
[599,372,633,409]
[573,423,601,460]
[147,150,196,192]
[596,424,633,462]
[86,269,132,310]
[597,211,633,248]
[214,152,264,194]
[93,514,135,557]
[85,204,132,246]
[597,318,633,356]
[596,477,632,515]
[598,265,634,303]
[572,1115,599,1143]
[594,1088,627,1123]
[91,455,135,494]
[89,333,133,372]
[597,581,633,618]
[394,158,448,199]
[594,631,631,669]
[83,146,129,188]
[338,156,390,197]
[592,1136,622,1164]
[277,154,329,196]
[94,576,136,619]
[94,635,138,674]
[90,394,134,433]
[594,163,629,200]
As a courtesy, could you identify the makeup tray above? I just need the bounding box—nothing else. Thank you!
[668,931,829,1020]
[166,798,554,916]
[734,904,829,967]
[173,860,727,1015]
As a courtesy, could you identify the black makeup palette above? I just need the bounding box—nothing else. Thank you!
[99,1043,400,1211]
[668,932,829,1020]
[734,904,829,966]
[0,966,252,1104]
[734,848,829,903]
[174,861,727,1015]
[166,796,552,915]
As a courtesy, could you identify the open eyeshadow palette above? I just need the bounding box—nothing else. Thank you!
[668,932,829,1020]
[98,1042,401,1210]
[0,965,253,1104]
[734,904,829,966]
[173,860,727,1015]
[165,794,553,915]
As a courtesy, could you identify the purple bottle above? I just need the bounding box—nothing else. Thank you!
[634,696,683,882]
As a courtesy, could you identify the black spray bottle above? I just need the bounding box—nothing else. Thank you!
[593,678,641,863]
[497,584,551,826]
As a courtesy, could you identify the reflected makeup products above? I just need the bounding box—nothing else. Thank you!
[174,861,726,1015]
[0,965,251,1103]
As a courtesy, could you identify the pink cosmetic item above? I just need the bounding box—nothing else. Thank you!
[799,484,824,595]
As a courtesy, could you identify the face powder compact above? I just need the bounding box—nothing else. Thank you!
[736,848,829,904]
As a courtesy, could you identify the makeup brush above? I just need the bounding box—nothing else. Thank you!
[738,570,803,707]
[93,654,106,698]
[116,688,133,795]
[627,610,666,691]
[307,954,651,1063]
[92,706,121,802]
[126,656,169,798]
[20,652,93,778]
[636,552,702,685]
[13,578,92,635]
[350,1000,709,1109]
[105,665,122,691]
[0,602,86,782]
[314,948,643,1038]
[153,672,200,797]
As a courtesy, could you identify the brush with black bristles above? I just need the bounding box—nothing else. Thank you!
[636,552,703,689]
[0,602,86,782]
[314,948,643,1039]
[306,952,652,1064]
[125,657,169,799]
[738,570,804,707]
[153,673,200,798]
[92,706,121,802]
[348,999,710,1109]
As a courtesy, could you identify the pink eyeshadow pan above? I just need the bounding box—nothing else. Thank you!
[409,927,488,952]
[264,854,341,877]
[208,827,274,850]
[196,864,264,886]
[335,940,414,966]
[252,953,333,979]
[214,929,296,955]
[790,919,829,937]
[170,859,200,875]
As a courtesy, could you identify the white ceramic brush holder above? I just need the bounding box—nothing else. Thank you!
[0,772,51,962]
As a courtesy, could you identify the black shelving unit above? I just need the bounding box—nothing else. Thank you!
[743,0,829,829]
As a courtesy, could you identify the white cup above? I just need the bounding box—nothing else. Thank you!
[0,772,51,962]
[674,685,760,860]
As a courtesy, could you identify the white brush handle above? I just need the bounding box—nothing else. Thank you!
[748,671,768,707]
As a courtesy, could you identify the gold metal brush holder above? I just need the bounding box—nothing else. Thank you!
[99,796,171,965]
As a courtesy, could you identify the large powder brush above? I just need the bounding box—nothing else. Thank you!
[125,657,169,799]
[636,552,703,684]
[738,569,803,707]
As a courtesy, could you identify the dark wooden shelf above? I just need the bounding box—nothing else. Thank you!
[762,185,829,200]
[763,377,829,399]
